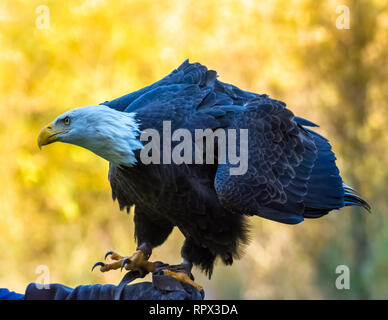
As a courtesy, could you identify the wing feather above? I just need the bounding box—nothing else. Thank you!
[214,98,318,224]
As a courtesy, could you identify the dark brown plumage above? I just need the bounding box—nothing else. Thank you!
[101,60,370,277]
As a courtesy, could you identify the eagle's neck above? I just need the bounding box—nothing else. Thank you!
[75,110,143,167]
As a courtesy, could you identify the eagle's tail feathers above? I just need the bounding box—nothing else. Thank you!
[343,185,371,212]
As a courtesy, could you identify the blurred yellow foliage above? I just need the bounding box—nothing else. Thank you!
[0,0,387,299]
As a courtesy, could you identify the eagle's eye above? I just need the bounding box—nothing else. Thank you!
[63,116,71,125]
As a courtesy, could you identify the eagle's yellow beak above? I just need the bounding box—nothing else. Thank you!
[37,122,61,149]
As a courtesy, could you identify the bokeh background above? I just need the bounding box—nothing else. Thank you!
[0,0,387,299]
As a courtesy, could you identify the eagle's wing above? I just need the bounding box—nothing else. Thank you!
[101,59,261,113]
[101,59,211,112]
[102,60,367,222]
[214,97,347,224]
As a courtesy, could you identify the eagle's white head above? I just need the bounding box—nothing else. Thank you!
[37,105,143,166]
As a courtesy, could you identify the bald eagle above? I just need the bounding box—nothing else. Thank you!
[38,60,370,288]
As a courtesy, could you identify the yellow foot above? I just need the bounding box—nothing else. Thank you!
[92,250,156,274]
[163,269,203,291]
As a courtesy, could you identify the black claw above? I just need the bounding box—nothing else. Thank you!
[104,251,114,260]
[91,261,105,272]
[120,258,131,272]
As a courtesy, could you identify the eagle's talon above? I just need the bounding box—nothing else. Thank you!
[104,251,114,260]
[163,269,203,292]
[91,261,105,272]
[120,257,131,272]
[92,249,155,274]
